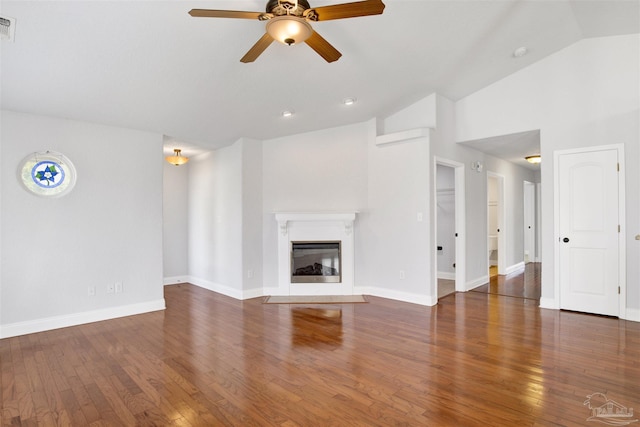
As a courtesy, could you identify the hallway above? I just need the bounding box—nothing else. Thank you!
[471,262,541,301]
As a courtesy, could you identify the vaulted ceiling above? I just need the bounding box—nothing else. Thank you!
[2,1,638,161]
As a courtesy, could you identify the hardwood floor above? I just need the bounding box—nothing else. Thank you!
[437,279,455,299]
[2,282,639,426]
[472,262,542,301]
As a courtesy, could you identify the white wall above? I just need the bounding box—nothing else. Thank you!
[455,34,640,316]
[261,122,369,291]
[188,143,244,297]
[380,96,437,134]
[240,138,263,295]
[1,110,165,338]
[163,158,188,283]
[181,94,537,306]
[361,120,432,304]
[248,94,536,304]
[425,95,536,289]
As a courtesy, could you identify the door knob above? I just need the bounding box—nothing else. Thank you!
[563,237,570,243]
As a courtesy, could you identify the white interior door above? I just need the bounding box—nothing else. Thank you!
[524,181,535,263]
[558,148,619,316]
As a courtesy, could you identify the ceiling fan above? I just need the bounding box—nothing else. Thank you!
[189,0,385,63]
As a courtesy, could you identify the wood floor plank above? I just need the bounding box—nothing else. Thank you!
[1,268,639,426]
[66,376,101,424]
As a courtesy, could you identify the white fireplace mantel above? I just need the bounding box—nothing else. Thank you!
[274,212,357,296]
[275,212,356,236]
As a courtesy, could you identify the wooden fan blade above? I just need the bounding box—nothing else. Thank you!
[305,0,385,21]
[240,33,274,63]
[305,31,342,63]
[189,9,264,20]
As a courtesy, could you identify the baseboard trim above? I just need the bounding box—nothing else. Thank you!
[242,287,265,300]
[354,286,437,306]
[187,277,264,300]
[465,275,488,291]
[437,271,456,280]
[188,277,243,299]
[0,299,166,339]
[623,308,640,322]
[539,297,559,310]
[163,276,189,285]
[505,262,525,275]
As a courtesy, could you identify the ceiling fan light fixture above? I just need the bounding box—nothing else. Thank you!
[166,148,189,166]
[266,16,312,45]
[525,155,541,164]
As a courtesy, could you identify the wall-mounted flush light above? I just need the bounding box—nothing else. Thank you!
[525,155,541,164]
[282,110,294,118]
[513,46,528,58]
[166,148,189,166]
[343,97,357,106]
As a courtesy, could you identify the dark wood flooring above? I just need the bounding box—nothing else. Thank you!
[2,276,639,426]
[472,262,542,301]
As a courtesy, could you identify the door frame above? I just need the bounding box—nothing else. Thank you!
[553,144,626,319]
[487,171,506,275]
[433,157,466,293]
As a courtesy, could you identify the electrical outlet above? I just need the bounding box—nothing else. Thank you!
[399,270,405,279]
[247,269,253,279]
[107,283,115,294]
[88,285,96,296]
[417,212,423,222]
[115,282,123,293]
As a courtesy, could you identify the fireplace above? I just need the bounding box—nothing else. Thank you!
[275,212,356,296]
[291,241,341,283]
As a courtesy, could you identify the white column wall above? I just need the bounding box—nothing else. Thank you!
[187,143,244,298]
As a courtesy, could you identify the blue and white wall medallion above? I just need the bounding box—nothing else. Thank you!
[19,151,77,197]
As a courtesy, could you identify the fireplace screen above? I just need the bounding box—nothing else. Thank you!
[291,241,341,283]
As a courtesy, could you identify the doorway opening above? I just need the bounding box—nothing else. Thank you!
[487,172,506,276]
[434,157,465,300]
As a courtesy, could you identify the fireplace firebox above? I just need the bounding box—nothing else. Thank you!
[291,241,341,283]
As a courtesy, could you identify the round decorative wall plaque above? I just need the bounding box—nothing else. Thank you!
[18,151,77,197]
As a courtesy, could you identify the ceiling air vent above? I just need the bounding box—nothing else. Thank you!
[0,16,16,42]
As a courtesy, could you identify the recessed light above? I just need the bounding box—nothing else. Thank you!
[282,110,294,118]
[513,46,528,58]
[343,97,357,106]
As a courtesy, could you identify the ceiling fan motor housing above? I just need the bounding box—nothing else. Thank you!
[266,0,311,17]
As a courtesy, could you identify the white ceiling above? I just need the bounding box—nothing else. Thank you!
[458,130,541,170]
[1,1,638,161]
